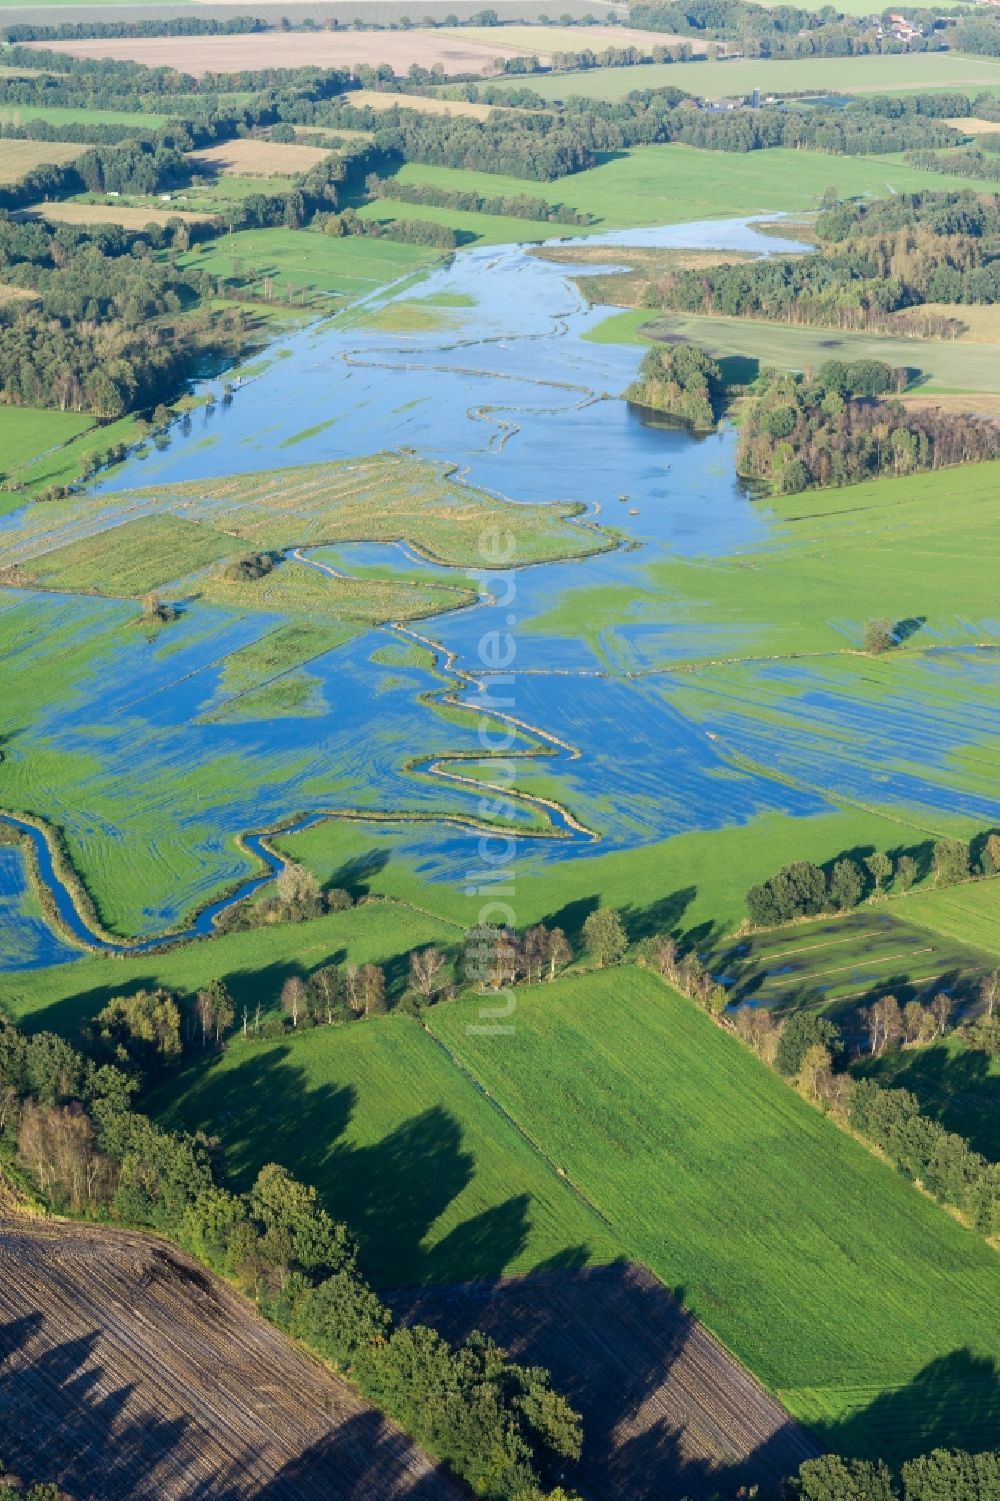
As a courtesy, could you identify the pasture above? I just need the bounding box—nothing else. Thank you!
[0,1220,456,1500]
[362,145,1000,241]
[154,1014,619,1287]
[430,968,1000,1461]
[1,899,457,1032]
[900,878,1000,958]
[176,226,441,300]
[0,407,94,483]
[492,50,1000,101]
[586,306,1000,395]
[533,459,1000,660]
[0,104,168,128]
[0,136,81,183]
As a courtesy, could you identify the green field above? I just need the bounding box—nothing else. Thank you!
[532,459,1000,660]
[362,145,1000,243]
[1,899,459,1034]
[898,878,1000,958]
[154,1014,618,1287]
[0,104,169,128]
[585,307,1000,397]
[493,51,1000,102]
[429,967,1000,1460]
[177,229,442,303]
[0,407,95,490]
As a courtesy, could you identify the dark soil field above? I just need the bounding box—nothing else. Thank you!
[0,1219,459,1501]
[390,1262,820,1501]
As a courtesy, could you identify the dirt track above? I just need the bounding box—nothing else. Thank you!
[0,1219,459,1501]
[391,1261,821,1501]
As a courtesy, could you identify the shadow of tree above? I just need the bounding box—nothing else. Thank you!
[853,1040,999,1159]
[812,1348,1000,1466]
[0,1303,458,1500]
[387,1261,819,1501]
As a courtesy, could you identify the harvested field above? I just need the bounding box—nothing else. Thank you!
[899,392,1000,421]
[892,300,1000,342]
[16,200,216,227]
[340,87,526,120]
[0,282,37,305]
[391,1262,819,1501]
[0,136,81,183]
[23,31,553,77]
[0,1219,459,1501]
[946,116,1000,135]
[188,138,334,177]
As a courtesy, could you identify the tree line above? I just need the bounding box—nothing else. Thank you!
[0,1009,581,1501]
[747,833,1000,927]
[362,172,595,225]
[641,210,1000,338]
[731,989,1000,1239]
[791,1448,1000,1499]
[737,363,1000,494]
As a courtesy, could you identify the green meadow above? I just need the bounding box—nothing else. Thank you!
[717,907,995,1020]
[153,1015,618,1287]
[901,879,1000,957]
[362,145,1000,244]
[177,229,442,302]
[532,460,1000,661]
[586,307,1000,396]
[430,968,1000,1461]
[492,51,1000,103]
[0,406,95,498]
[0,103,169,128]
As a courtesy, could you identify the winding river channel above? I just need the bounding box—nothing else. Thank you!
[4,216,1000,969]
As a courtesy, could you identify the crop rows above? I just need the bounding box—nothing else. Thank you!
[0,1219,457,1500]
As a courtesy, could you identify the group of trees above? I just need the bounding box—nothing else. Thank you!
[907,146,1000,185]
[744,837,994,927]
[744,834,990,924]
[736,364,1000,494]
[0,1010,581,1499]
[363,172,594,226]
[0,215,236,418]
[792,1448,1000,1499]
[624,342,724,429]
[462,919,573,989]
